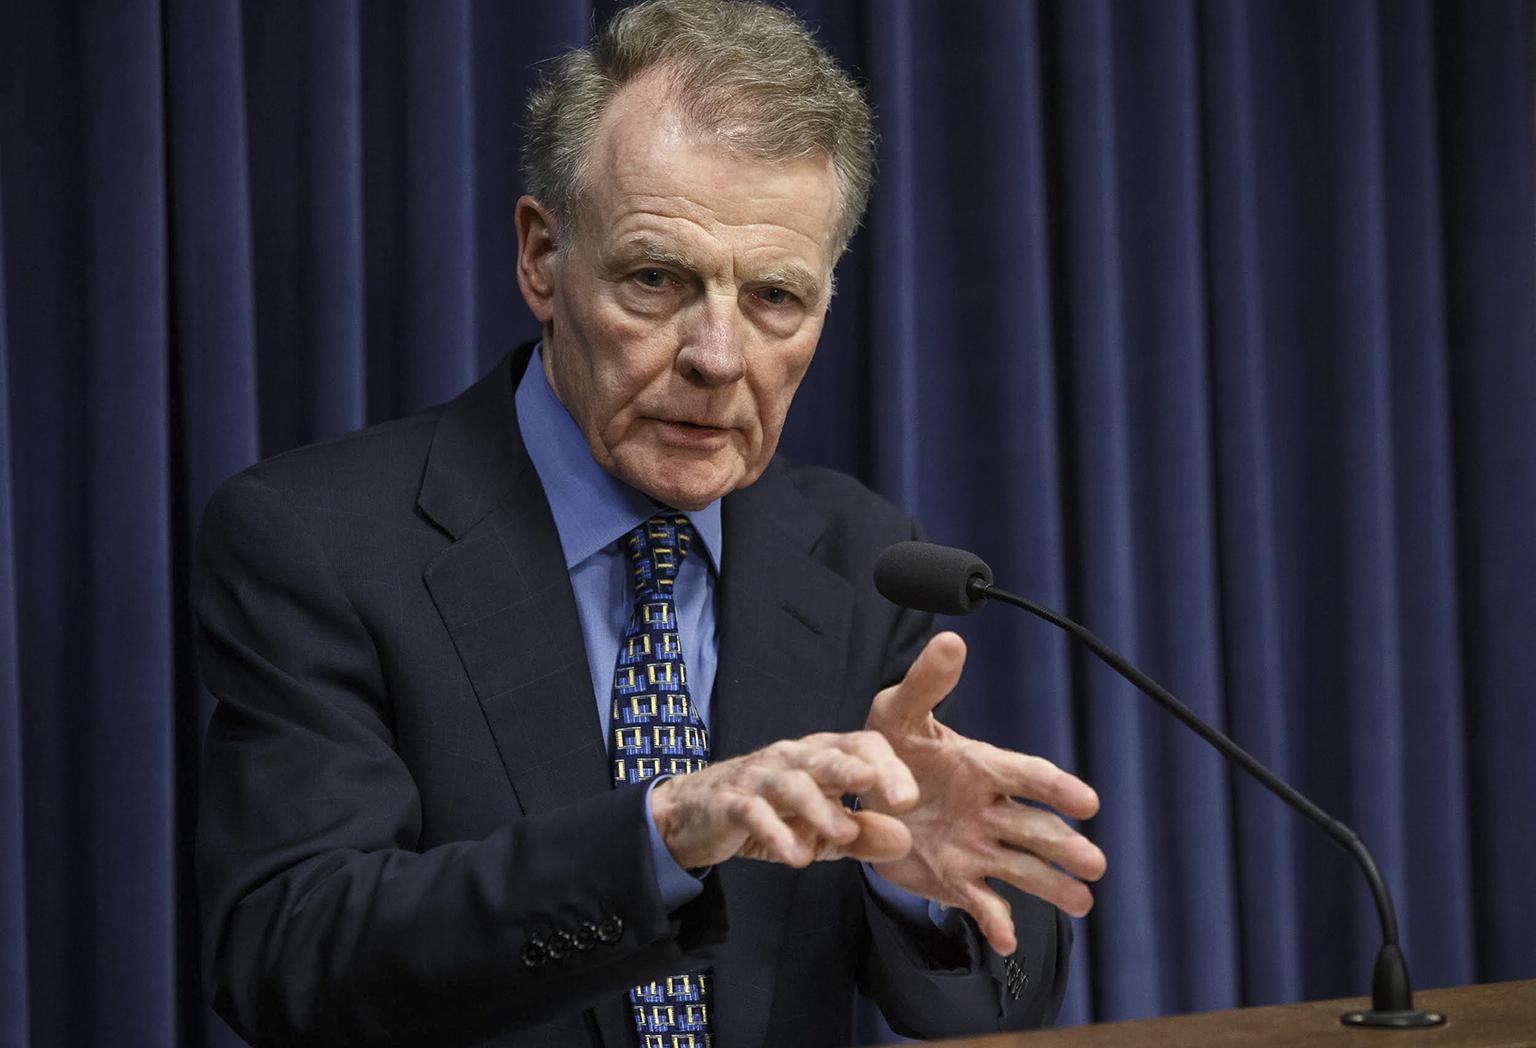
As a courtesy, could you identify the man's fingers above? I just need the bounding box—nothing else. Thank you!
[777,733,918,811]
[980,748,1100,821]
[842,810,913,863]
[986,803,1107,883]
[733,793,809,867]
[959,882,1017,957]
[831,731,918,810]
[762,769,859,844]
[985,843,1097,918]
[795,743,876,792]
[878,631,967,729]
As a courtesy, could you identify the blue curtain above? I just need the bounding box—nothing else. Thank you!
[2,1,1532,1045]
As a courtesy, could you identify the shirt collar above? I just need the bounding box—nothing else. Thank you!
[515,344,723,574]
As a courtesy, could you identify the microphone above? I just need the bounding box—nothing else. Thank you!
[873,540,1444,1029]
[872,541,993,615]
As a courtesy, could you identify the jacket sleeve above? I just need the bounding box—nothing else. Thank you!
[859,877,1073,1036]
[193,472,726,1045]
[854,519,1074,1037]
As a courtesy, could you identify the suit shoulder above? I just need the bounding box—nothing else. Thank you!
[212,407,445,514]
[776,460,919,545]
[195,407,456,597]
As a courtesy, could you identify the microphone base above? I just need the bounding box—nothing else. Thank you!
[1340,1008,1446,1028]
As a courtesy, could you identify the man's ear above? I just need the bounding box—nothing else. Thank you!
[515,195,560,323]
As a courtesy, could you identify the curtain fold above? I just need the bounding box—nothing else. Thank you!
[1373,0,1477,990]
[167,0,260,512]
[1,2,1532,1044]
[1196,0,1304,1009]
[0,148,31,1048]
[243,0,364,449]
[1046,0,1164,1022]
[861,0,922,508]
[1436,0,1536,984]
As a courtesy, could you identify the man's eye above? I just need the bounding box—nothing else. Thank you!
[760,286,794,306]
[635,268,669,289]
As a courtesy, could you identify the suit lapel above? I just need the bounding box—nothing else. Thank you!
[419,349,611,815]
[709,463,855,1048]
[712,464,855,758]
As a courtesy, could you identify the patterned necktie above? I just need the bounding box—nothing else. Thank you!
[610,513,713,1048]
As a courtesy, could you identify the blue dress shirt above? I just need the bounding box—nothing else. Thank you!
[516,346,945,926]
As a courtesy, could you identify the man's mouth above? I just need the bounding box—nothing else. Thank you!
[653,417,732,447]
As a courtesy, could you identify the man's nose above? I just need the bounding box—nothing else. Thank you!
[676,294,747,386]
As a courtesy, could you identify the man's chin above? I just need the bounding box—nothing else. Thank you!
[621,461,756,511]
[643,480,733,512]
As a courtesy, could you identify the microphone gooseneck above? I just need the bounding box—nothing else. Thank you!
[874,540,1445,1029]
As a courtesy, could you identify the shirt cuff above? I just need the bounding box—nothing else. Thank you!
[645,775,709,911]
[862,862,956,931]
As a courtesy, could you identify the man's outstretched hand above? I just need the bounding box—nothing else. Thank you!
[649,630,1104,958]
[864,631,1106,957]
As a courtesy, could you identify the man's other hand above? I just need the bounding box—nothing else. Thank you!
[864,632,1107,957]
[650,732,920,870]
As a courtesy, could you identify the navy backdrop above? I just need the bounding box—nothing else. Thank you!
[2,1,1534,1045]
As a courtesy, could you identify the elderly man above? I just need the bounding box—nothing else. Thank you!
[194,1,1104,1045]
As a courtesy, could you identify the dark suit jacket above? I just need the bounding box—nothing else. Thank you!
[193,347,1071,1046]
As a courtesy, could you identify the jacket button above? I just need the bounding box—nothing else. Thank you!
[547,930,575,960]
[574,921,598,951]
[597,915,624,945]
[521,937,549,969]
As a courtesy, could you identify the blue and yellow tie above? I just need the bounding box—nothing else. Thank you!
[611,513,713,1048]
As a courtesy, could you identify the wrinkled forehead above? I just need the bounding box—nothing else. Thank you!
[576,72,841,243]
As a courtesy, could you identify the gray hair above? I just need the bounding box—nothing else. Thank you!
[522,0,875,257]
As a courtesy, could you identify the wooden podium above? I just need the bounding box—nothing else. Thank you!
[922,979,1536,1047]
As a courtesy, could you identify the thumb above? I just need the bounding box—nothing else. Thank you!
[872,632,967,732]
[841,810,913,863]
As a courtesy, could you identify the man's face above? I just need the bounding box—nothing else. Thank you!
[515,75,840,510]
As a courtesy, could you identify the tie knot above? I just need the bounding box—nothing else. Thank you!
[624,513,694,594]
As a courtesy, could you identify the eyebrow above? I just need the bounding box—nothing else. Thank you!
[753,262,826,305]
[611,236,699,274]
[609,235,827,306]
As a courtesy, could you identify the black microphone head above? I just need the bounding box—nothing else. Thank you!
[874,541,993,615]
